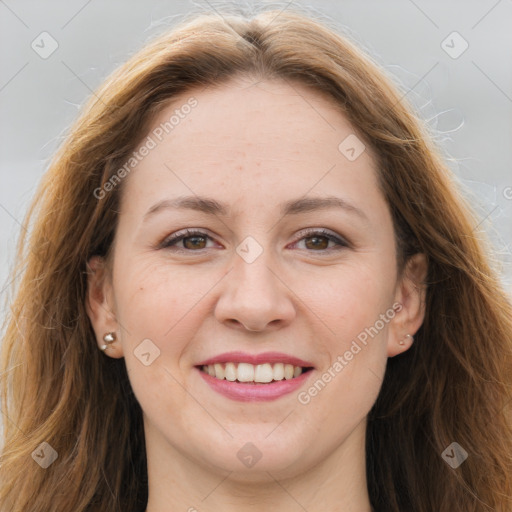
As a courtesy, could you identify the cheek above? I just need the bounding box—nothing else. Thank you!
[295,265,392,428]
[299,260,395,339]
[113,260,219,374]
[114,265,201,423]
[114,258,191,334]
[295,257,395,409]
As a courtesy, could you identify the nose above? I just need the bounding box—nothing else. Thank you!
[214,250,296,332]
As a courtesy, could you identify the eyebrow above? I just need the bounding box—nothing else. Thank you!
[144,195,368,221]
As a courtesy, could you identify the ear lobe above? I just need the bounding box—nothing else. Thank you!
[387,253,428,357]
[86,256,123,357]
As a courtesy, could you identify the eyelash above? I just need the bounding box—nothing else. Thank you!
[159,228,349,254]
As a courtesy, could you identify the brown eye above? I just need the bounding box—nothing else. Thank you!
[182,235,207,250]
[161,228,349,254]
[160,229,213,251]
[304,235,330,250]
[293,229,349,252]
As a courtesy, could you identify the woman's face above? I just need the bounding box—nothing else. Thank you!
[88,77,426,481]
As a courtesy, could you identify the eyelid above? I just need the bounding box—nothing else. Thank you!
[158,228,218,250]
[159,227,350,252]
[292,227,350,247]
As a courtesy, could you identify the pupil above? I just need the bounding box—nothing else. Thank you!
[184,236,206,249]
[183,235,328,250]
[306,236,328,250]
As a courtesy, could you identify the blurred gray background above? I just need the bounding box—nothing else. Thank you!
[1,0,512,320]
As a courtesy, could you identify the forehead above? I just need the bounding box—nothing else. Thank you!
[120,77,382,218]
[159,77,365,158]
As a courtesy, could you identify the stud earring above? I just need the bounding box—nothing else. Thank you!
[399,334,413,346]
[100,332,117,351]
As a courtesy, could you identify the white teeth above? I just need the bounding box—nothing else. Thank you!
[273,362,285,380]
[201,362,308,382]
[237,362,254,382]
[254,363,273,383]
[213,363,225,380]
[224,362,237,381]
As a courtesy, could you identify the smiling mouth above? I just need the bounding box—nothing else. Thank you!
[197,362,314,384]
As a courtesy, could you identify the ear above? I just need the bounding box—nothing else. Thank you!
[85,256,124,358]
[387,253,428,357]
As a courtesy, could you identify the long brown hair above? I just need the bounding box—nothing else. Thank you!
[1,7,511,512]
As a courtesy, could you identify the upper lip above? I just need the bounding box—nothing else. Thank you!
[196,351,314,368]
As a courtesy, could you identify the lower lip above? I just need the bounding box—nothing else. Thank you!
[196,367,314,402]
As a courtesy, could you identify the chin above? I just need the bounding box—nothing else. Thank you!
[193,434,310,479]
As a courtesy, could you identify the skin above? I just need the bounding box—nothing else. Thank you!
[87,76,427,512]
